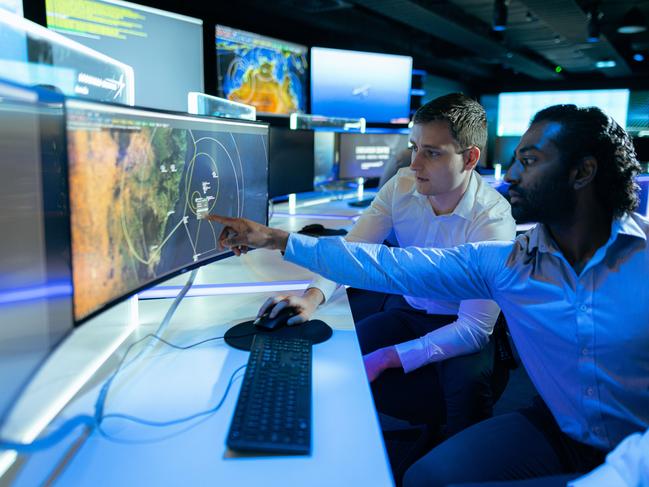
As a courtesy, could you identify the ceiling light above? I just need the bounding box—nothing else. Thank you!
[617,7,647,34]
[595,60,616,68]
[493,0,508,31]
[586,5,603,42]
[633,53,645,62]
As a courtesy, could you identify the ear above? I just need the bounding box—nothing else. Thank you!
[573,156,597,190]
[463,146,481,171]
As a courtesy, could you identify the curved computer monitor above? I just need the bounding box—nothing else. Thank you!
[0,78,73,428]
[65,99,269,323]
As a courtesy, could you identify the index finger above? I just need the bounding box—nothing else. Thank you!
[207,214,235,225]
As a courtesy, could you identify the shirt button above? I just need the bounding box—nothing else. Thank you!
[586,387,594,396]
[582,348,589,356]
[579,304,588,312]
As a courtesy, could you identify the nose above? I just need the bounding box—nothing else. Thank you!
[505,159,522,184]
[409,150,421,171]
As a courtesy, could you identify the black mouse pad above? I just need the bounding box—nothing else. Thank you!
[224,319,333,351]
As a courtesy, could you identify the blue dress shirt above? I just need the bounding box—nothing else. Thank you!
[284,212,649,451]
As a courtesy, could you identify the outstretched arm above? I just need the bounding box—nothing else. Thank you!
[208,215,511,304]
[284,232,509,303]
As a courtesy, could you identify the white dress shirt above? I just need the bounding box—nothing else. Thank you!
[308,168,516,372]
[284,213,649,451]
[569,427,649,486]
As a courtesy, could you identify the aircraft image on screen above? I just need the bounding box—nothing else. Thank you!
[352,84,371,98]
[66,100,268,321]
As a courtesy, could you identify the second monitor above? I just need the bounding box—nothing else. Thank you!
[338,132,410,180]
[268,127,314,198]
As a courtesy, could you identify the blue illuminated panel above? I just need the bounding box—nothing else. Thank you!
[311,47,412,123]
[497,89,630,136]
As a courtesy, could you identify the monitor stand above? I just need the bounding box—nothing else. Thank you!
[224,319,333,351]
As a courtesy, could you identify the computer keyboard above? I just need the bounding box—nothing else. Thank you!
[227,334,312,455]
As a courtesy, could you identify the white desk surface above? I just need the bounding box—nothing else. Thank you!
[8,248,394,486]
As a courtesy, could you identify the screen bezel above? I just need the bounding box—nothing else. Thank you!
[0,79,75,427]
[64,97,269,325]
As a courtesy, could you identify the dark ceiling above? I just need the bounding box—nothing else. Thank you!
[181,0,649,93]
[28,0,649,93]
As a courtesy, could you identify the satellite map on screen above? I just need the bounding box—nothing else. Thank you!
[66,102,268,321]
[216,25,307,115]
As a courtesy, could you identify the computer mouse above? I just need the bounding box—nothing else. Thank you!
[254,306,299,331]
[300,223,325,233]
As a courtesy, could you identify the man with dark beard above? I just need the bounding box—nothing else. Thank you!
[209,104,648,486]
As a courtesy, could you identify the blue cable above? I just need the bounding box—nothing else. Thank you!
[0,415,96,453]
[100,364,247,428]
[0,332,252,453]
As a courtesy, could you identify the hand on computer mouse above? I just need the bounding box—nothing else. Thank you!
[257,289,325,326]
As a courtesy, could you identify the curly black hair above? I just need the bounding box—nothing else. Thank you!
[531,104,641,218]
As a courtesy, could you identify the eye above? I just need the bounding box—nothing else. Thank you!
[520,157,536,166]
[427,150,442,159]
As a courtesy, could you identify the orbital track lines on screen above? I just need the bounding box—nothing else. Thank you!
[67,124,250,320]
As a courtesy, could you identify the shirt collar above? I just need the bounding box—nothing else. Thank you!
[411,171,478,221]
[451,172,477,221]
[527,212,646,255]
[615,212,647,241]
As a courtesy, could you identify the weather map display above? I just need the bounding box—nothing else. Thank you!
[65,100,269,322]
[216,25,307,115]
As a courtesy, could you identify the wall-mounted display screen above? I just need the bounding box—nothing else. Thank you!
[216,25,307,115]
[627,91,649,136]
[497,89,630,136]
[311,47,412,124]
